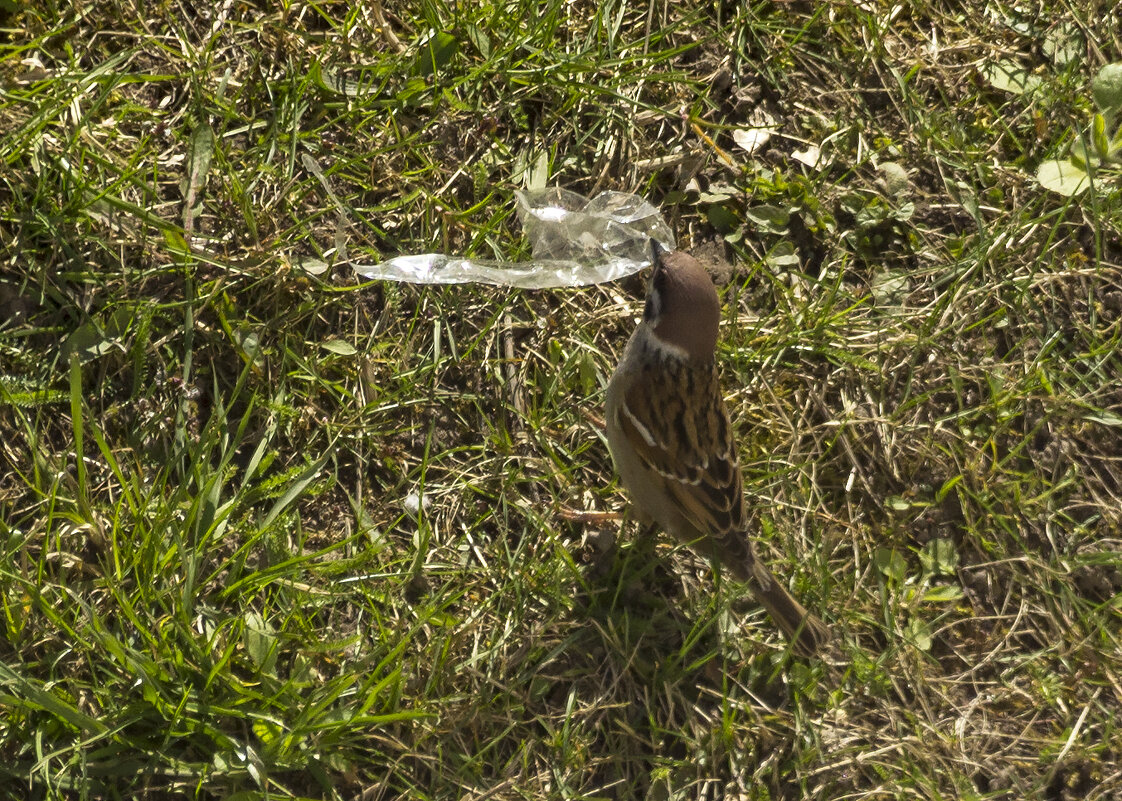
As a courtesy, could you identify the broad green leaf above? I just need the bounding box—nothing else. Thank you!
[1093,114,1111,160]
[416,31,458,76]
[877,161,911,197]
[322,339,358,356]
[1069,138,1094,170]
[252,719,281,746]
[697,189,733,204]
[875,547,908,583]
[892,201,915,221]
[886,495,911,512]
[163,228,189,253]
[905,618,933,651]
[243,611,278,674]
[1035,159,1089,195]
[764,241,799,268]
[312,62,389,97]
[1042,22,1081,66]
[870,269,908,304]
[922,585,965,603]
[63,321,116,362]
[706,203,739,234]
[183,121,214,233]
[1085,410,1122,426]
[984,61,1042,95]
[745,204,790,231]
[919,538,959,576]
[1092,62,1122,114]
[466,24,491,58]
[234,326,263,368]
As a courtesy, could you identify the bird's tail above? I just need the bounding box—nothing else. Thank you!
[745,560,831,657]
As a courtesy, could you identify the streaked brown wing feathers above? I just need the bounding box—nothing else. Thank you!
[618,360,748,543]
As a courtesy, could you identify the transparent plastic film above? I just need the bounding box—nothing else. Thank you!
[353,188,674,288]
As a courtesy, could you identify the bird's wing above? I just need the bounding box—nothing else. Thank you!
[617,360,828,654]
[617,361,749,547]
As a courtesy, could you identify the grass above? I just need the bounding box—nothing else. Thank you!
[2,0,1121,798]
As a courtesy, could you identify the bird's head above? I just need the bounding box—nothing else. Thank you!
[643,241,721,362]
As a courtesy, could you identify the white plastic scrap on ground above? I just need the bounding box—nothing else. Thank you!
[353,187,675,288]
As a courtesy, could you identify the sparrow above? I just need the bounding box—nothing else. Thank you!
[604,241,830,656]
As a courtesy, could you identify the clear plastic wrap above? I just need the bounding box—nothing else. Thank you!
[353,188,674,288]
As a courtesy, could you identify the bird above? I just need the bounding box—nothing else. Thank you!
[604,240,830,657]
